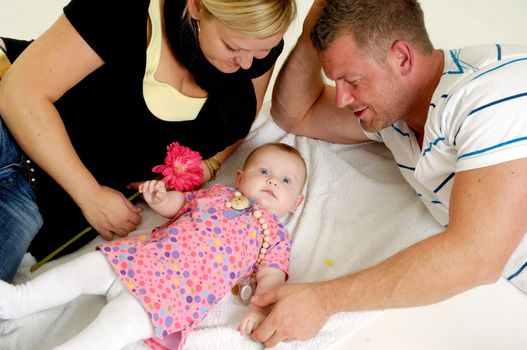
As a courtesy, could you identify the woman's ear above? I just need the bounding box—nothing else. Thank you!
[187,0,202,20]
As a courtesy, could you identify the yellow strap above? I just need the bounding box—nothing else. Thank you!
[0,50,11,79]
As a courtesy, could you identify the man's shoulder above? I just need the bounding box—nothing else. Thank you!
[442,44,527,74]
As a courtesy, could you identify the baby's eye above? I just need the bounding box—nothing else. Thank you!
[281,177,290,184]
[259,168,269,176]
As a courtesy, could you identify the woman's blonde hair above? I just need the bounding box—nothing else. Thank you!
[186,0,296,38]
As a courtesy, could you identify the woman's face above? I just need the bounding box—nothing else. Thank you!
[197,16,284,73]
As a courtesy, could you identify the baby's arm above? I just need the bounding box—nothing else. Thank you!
[139,180,186,218]
[238,267,286,336]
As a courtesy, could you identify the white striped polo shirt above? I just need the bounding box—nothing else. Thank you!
[366,44,527,292]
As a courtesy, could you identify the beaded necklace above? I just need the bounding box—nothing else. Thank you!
[226,191,271,304]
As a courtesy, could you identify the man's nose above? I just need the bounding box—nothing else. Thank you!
[335,80,356,108]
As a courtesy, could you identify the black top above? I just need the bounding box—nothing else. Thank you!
[62,0,284,186]
[4,0,284,259]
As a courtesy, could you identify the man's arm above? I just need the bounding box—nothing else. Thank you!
[251,158,527,346]
[271,0,368,144]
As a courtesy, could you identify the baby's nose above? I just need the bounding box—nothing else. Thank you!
[267,178,277,186]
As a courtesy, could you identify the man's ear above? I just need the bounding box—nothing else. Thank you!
[290,194,304,213]
[235,169,244,187]
[390,40,413,76]
[187,0,202,20]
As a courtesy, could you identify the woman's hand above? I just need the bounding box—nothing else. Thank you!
[80,186,142,240]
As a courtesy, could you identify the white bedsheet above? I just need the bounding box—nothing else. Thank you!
[1,102,443,350]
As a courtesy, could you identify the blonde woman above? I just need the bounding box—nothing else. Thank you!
[0,0,296,281]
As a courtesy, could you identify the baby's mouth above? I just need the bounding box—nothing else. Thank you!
[262,189,276,198]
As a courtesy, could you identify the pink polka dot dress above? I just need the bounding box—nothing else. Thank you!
[98,184,291,349]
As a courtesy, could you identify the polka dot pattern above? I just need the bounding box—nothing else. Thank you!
[98,184,290,348]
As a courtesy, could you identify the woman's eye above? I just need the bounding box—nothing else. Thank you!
[259,168,269,176]
[226,45,238,53]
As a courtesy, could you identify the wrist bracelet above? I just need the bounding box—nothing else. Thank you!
[203,157,221,180]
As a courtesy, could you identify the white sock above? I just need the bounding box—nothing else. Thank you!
[0,251,116,319]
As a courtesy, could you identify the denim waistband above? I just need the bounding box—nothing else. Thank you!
[0,154,38,187]
[0,157,24,175]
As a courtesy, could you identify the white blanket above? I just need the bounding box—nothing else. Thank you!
[1,102,442,350]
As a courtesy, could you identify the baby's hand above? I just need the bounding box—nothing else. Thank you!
[139,180,167,205]
[238,308,266,336]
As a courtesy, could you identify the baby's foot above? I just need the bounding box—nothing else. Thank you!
[0,279,25,319]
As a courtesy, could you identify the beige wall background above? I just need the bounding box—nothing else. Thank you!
[1,0,526,102]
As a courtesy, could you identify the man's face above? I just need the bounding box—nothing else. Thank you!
[319,33,411,132]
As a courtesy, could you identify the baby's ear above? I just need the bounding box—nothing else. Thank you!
[235,169,244,187]
[290,194,304,213]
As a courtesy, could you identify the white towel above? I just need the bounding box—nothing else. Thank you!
[1,102,442,350]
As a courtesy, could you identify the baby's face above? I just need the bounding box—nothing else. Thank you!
[236,146,305,217]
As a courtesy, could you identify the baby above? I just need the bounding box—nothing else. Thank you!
[0,142,307,350]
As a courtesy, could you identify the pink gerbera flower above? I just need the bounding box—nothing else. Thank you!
[152,142,203,191]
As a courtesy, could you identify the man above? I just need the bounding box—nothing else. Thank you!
[250,0,527,347]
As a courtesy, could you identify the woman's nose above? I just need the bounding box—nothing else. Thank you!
[236,51,254,69]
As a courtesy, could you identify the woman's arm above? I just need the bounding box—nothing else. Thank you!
[0,14,142,239]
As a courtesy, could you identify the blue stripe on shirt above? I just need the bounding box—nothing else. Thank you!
[396,163,415,171]
[433,172,455,193]
[458,136,527,159]
[445,49,464,75]
[391,124,410,137]
[468,92,527,117]
[472,57,527,81]
[507,260,527,281]
[454,92,527,146]
[422,137,446,155]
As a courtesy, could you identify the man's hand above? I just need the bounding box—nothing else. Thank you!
[250,283,331,347]
[80,185,142,240]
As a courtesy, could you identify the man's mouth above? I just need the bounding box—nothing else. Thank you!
[351,106,368,118]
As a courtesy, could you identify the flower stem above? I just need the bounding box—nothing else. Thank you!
[30,190,142,273]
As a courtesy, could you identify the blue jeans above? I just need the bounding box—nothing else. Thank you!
[0,117,42,281]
